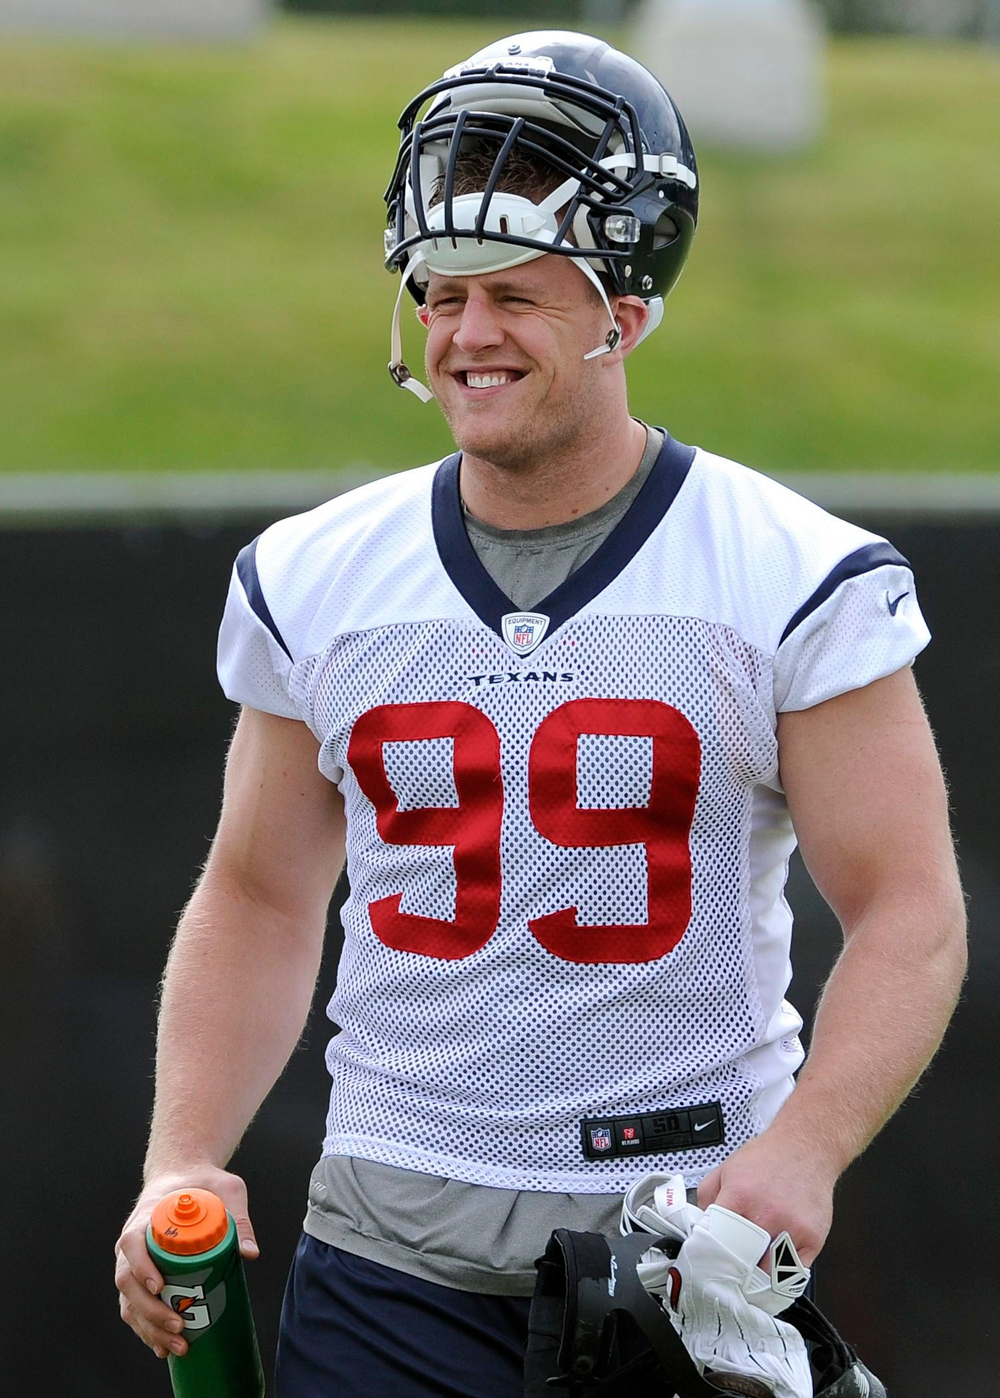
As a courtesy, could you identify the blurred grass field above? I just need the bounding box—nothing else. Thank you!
[0,15,997,475]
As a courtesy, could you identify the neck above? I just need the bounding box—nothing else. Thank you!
[458,414,648,530]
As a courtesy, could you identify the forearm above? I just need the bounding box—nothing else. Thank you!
[144,869,325,1181]
[767,885,967,1175]
[700,673,965,1259]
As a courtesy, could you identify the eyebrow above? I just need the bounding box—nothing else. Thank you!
[428,277,546,297]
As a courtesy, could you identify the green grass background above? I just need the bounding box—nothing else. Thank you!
[1,16,996,474]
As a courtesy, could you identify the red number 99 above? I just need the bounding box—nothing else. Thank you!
[348,698,700,965]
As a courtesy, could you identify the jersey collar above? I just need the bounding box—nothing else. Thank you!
[431,430,696,644]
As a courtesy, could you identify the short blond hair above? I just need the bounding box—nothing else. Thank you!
[429,141,606,303]
[429,142,566,208]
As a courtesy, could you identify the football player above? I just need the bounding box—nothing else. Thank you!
[115,31,966,1397]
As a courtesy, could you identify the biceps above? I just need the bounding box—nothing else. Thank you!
[208,706,346,918]
[778,668,956,924]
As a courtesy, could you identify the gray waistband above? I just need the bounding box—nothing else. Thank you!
[303,1154,624,1296]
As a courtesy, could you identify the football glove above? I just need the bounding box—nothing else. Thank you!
[620,1173,813,1398]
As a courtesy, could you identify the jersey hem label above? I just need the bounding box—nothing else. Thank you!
[581,1102,723,1160]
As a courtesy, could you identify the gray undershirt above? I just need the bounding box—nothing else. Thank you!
[462,424,663,611]
[304,426,665,1295]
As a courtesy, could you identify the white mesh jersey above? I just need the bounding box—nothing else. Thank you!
[217,434,929,1192]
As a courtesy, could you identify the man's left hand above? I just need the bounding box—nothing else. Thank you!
[696,1130,837,1267]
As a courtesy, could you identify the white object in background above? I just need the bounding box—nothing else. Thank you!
[0,0,269,39]
[633,0,826,150]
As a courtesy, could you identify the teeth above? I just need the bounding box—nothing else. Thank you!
[466,372,511,389]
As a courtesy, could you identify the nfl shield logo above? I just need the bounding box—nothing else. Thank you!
[590,1127,613,1153]
[501,611,550,657]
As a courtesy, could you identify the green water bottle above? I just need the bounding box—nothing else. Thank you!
[147,1187,266,1398]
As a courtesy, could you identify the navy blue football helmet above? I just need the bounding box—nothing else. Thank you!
[382,30,699,397]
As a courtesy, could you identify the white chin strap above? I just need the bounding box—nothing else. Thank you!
[389,250,435,402]
[388,182,643,403]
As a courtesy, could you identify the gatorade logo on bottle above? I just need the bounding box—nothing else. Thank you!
[162,1284,212,1332]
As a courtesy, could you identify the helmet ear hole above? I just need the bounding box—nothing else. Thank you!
[653,214,679,251]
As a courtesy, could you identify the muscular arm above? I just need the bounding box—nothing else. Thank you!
[146,706,345,1176]
[116,706,345,1356]
[699,666,966,1262]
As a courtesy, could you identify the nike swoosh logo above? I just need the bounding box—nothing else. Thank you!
[693,1120,714,1132]
[886,590,909,616]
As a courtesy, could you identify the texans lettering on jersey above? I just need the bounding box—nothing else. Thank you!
[217,434,929,1192]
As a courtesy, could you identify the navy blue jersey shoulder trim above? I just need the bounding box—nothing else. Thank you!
[779,541,910,647]
[432,431,696,641]
[236,536,292,660]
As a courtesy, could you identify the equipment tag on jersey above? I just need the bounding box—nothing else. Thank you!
[501,611,550,657]
[581,1103,723,1161]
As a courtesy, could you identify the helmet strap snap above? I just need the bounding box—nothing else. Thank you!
[583,321,623,361]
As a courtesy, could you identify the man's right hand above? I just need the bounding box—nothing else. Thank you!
[115,1166,259,1361]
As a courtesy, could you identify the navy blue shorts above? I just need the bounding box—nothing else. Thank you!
[275,1233,533,1398]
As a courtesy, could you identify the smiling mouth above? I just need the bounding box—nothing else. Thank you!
[456,369,526,391]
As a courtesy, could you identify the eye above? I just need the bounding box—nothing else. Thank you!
[430,297,463,312]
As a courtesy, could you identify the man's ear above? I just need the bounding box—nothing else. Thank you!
[416,304,430,328]
[611,296,651,359]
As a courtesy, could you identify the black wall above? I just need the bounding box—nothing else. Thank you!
[2,512,996,1395]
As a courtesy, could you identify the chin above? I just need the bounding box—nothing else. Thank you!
[444,410,531,469]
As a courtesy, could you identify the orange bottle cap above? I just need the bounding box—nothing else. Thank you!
[150,1188,229,1255]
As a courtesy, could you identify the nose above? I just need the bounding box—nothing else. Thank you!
[452,293,505,354]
